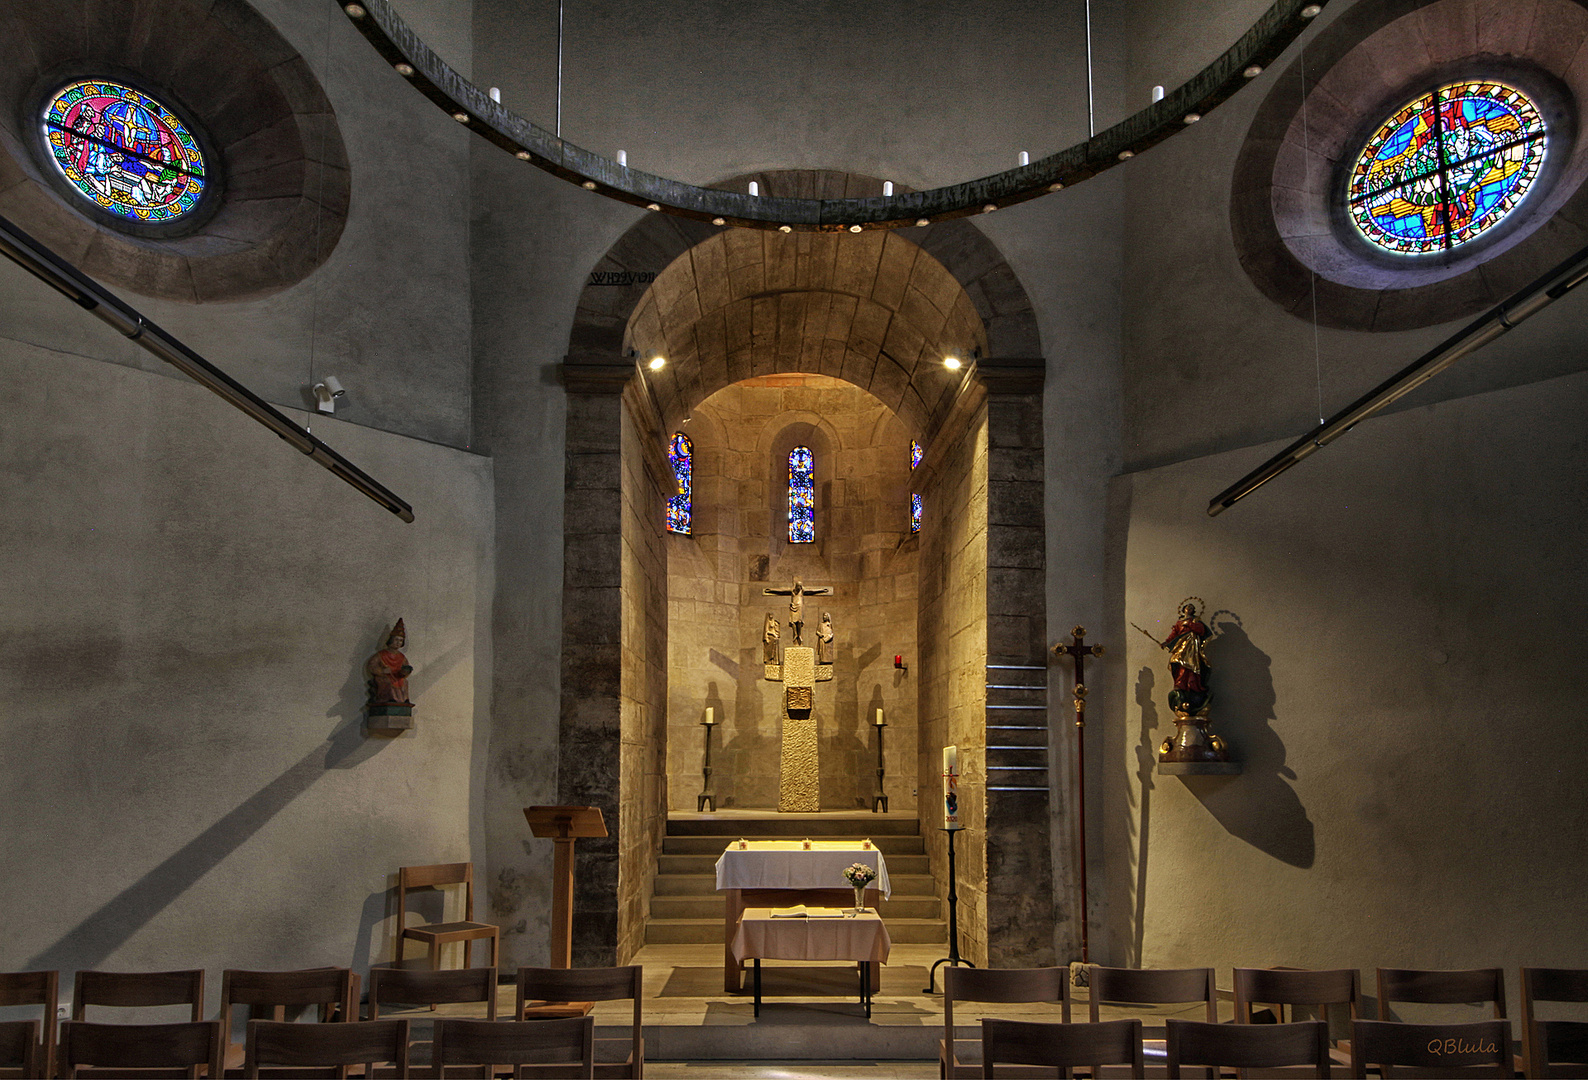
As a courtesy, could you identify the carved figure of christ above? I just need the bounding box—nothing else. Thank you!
[762,578,831,645]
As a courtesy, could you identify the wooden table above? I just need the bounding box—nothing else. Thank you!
[731,908,891,1018]
[715,841,891,991]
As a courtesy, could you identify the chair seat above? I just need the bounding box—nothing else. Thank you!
[402,921,497,942]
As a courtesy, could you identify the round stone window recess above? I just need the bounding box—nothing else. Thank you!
[29,72,224,240]
[1231,0,1588,331]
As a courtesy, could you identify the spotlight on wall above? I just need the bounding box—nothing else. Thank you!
[749,181,759,196]
[1152,85,1165,103]
[617,149,627,166]
[943,356,962,370]
[312,376,346,413]
[883,181,894,196]
[649,356,667,371]
[489,86,501,103]
[1018,150,1030,166]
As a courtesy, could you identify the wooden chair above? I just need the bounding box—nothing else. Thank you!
[515,967,641,1078]
[0,969,57,1078]
[0,1021,38,1079]
[1088,966,1218,1077]
[1165,1018,1331,1078]
[981,1017,1143,1078]
[1233,967,1360,1073]
[395,864,499,971]
[1521,967,1588,1078]
[941,966,1071,1079]
[1352,1018,1512,1077]
[59,1019,225,1079]
[434,1016,594,1079]
[220,968,360,1071]
[370,967,497,1075]
[245,1018,409,1079]
[1376,967,1507,1021]
[73,968,206,1021]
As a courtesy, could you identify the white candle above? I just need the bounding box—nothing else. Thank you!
[874,708,885,726]
[942,745,960,829]
[703,707,715,725]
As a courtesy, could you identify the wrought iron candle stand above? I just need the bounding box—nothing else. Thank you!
[871,708,889,812]
[697,707,717,812]
[925,826,975,992]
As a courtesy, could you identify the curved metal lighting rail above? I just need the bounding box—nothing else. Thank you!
[341,0,1329,231]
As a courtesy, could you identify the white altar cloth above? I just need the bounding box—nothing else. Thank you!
[714,840,891,899]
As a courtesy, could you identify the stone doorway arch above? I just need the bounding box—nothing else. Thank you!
[557,171,1053,968]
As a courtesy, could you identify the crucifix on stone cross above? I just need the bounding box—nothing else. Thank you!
[762,578,830,646]
[762,581,834,812]
[1052,625,1103,965]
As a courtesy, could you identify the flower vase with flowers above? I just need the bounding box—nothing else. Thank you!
[842,862,877,915]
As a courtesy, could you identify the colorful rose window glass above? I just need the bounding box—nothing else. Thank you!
[667,433,692,534]
[42,80,209,225]
[1348,81,1547,254]
[789,446,814,543]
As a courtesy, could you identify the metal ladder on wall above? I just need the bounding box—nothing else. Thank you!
[986,664,1049,792]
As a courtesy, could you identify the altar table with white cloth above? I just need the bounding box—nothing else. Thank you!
[731,908,892,1017]
[715,840,891,991]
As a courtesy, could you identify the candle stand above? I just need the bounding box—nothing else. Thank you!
[925,825,975,992]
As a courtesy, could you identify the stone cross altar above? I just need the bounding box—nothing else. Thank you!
[762,582,834,812]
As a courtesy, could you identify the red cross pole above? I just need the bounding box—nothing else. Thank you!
[1052,625,1103,964]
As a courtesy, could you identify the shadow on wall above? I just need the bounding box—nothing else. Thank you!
[1130,667,1160,965]
[1174,617,1315,869]
[27,717,393,971]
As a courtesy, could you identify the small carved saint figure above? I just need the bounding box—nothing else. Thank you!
[816,611,835,665]
[762,578,831,646]
[762,611,780,663]
[367,619,414,706]
[1159,600,1210,715]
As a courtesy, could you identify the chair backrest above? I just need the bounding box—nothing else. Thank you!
[0,969,57,1078]
[1376,967,1507,1021]
[398,863,476,920]
[981,1017,1142,1078]
[73,968,205,1021]
[1352,1018,1512,1077]
[517,966,641,1071]
[1165,1018,1331,1078]
[220,967,359,1031]
[245,1017,409,1078]
[59,1019,224,1079]
[434,1017,594,1079]
[370,966,498,1019]
[1087,966,1218,1022]
[1233,968,1360,1021]
[1521,967,1588,1078]
[943,966,1071,1071]
[0,1020,39,1077]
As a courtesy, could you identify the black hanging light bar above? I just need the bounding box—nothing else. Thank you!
[339,0,1329,231]
[0,213,415,523]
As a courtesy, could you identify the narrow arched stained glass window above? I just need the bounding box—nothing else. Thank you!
[911,493,922,534]
[788,446,814,543]
[1348,81,1546,254]
[41,80,208,225]
[911,440,923,470]
[666,433,692,534]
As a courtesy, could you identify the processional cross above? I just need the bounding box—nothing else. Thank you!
[762,579,833,812]
[1052,625,1104,964]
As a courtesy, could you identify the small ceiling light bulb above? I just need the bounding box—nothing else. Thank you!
[649,356,666,370]
[915,218,929,227]
[1243,64,1263,78]
[982,203,997,213]
[582,180,597,190]
[1184,112,1201,124]
[1018,150,1030,166]
[943,356,962,370]
[749,181,759,196]
[489,87,501,103]
[779,225,792,233]
[1152,85,1165,103]
[1300,3,1322,15]
[344,3,366,16]
[883,181,894,196]
[452,112,470,123]
[1048,182,1064,192]
[711,217,726,226]
[849,224,863,233]
[646,203,661,211]
[617,150,627,166]
[515,150,531,160]
[1118,150,1135,160]
[395,63,415,76]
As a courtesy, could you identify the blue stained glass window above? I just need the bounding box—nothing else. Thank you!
[911,441,923,470]
[41,80,208,224]
[1348,80,1547,254]
[667,433,692,534]
[789,446,814,543]
[911,493,922,534]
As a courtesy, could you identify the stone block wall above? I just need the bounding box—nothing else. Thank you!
[918,402,990,966]
[666,375,918,811]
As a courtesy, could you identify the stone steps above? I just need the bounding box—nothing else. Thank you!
[661,833,925,855]
[664,813,921,836]
[645,916,948,945]
[651,871,938,896]
[657,851,931,876]
[650,892,942,920]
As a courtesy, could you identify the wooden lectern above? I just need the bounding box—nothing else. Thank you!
[523,806,607,968]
